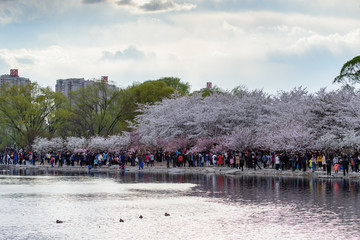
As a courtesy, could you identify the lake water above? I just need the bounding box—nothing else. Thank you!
[0,168,360,240]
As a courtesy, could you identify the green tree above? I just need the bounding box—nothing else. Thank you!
[333,56,360,89]
[157,77,191,94]
[0,83,65,150]
[64,81,124,137]
[0,118,13,149]
[129,80,176,104]
[60,80,181,138]
[46,79,185,139]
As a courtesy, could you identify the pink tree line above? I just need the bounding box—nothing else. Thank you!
[33,87,360,153]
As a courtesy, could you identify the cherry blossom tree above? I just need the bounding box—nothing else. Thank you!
[65,137,87,151]
[32,137,64,152]
[258,87,314,151]
[30,85,360,154]
[225,129,256,151]
[310,88,360,149]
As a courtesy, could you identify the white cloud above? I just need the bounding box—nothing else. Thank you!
[1,2,360,93]
[0,0,78,25]
[102,45,147,60]
[115,0,196,13]
[191,0,360,18]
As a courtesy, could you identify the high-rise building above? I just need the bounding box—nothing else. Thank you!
[55,78,86,98]
[55,77,118,98]
[0,69,31,87]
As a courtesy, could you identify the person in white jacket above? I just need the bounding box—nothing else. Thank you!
[212,154,217,167]
[275,155,280,170]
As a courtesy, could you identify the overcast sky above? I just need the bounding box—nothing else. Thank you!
[0,0,359,93]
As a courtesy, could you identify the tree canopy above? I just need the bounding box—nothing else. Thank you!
[333,55,360,89]
[157,77,191,94]
[135,87,360,152]
[0,83,65,150]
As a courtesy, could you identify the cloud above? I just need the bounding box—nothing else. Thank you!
[263,26,360,62]
[191,0,360,18]
[81,0,196,13]
[117,0,134,5]
[1,2,359,94]
[82,0,106,3]
[115,0,196,13]
[0,0,77,25]
[140,0,175,11]
[0,55,10,74]
[16,56,35,65]
[102,45,145,60]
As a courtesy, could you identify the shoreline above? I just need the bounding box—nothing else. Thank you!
[1,164,359,180]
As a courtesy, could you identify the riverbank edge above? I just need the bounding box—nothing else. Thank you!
[1,164,359,180]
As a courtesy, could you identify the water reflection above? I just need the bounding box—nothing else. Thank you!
[2,168,360,206]
[1,167,360,240]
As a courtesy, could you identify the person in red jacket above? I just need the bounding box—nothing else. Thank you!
[218,154,223,166]
[178,154,183,167]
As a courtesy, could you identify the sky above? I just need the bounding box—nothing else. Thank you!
[0,0,359,93]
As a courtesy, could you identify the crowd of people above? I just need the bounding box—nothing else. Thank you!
[0,149,358,176]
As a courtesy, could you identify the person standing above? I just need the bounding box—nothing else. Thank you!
[50,156,54,167]
[262,154,268,169]
[235,153,240,169]
[178,154,183,167]
[229,154,234,168]
[326,157,332,176]
[290,153,297,171]
[254,153,262,170]
[275,154,280,170]
[29,152,33,165]
[197,153,202,167]
[205,153,210,167]
[342,155,349,176]
[302,153,307,172]
[212,153,217,167]
[253,154,257,170]
[322,154,326,171]
[311,155,317,172]
[317,152,322,170]
[218,153,223,167]
[166,153,171,168]
[13,153,18,165]
[150,152,155,167]
[354,154,359,172]
[172,152,177,168]
[145,153,150,167]
[239,154,245,171]
[138,154,144,170]
[192,153,196,167]
[40,153,44,165]
[187,154,193,167]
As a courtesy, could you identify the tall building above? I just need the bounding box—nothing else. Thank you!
[0,69,31,87]
[55,77,118,98]
[55,78,86,98]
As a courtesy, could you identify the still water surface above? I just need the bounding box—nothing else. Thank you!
[0,168,359,240]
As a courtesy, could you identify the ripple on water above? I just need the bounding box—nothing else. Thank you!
[1,174,360,240]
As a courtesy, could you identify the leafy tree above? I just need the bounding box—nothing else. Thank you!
[0,83,65,150]
[129,80,176,104]
[0,118,13,149]
[157,77,191,94]
[333,56,360,89]
[64,81,124,137]
[59,79,182,138]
